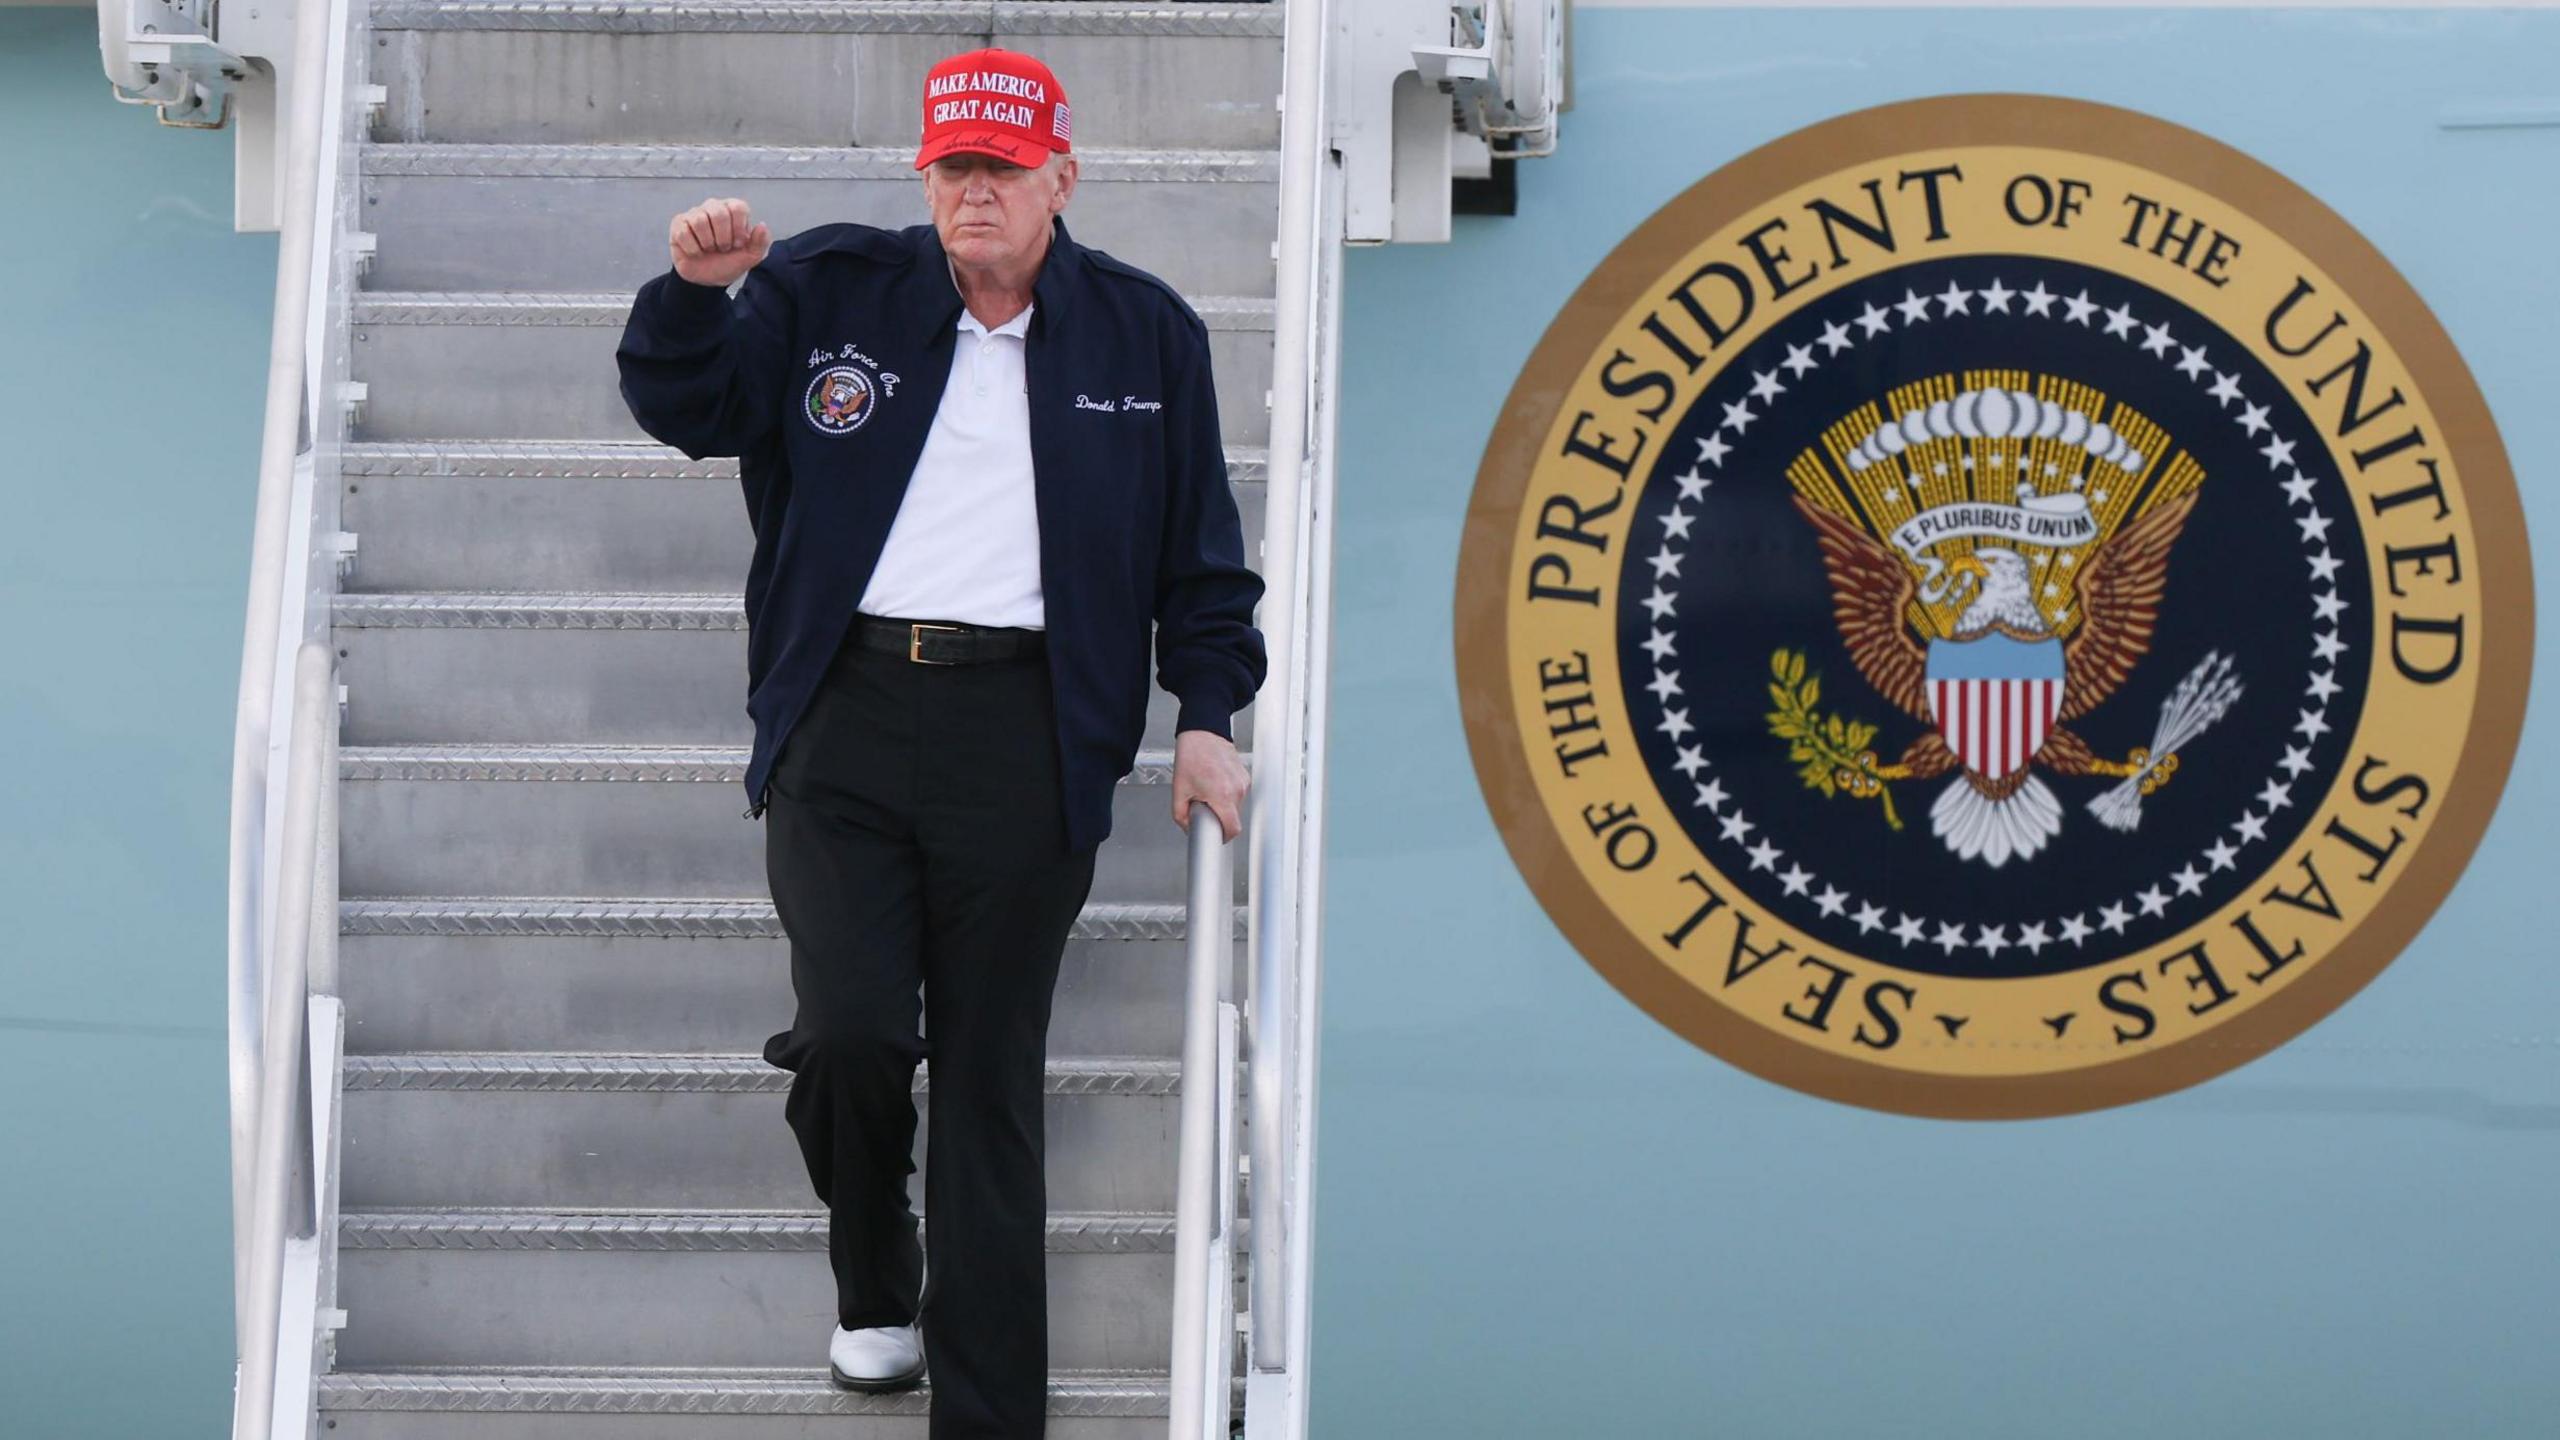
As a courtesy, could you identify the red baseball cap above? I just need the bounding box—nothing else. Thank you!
[914,48,1072,171]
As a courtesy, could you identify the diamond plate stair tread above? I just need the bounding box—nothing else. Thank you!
[341,895,1236,940]
[348,290,1273,326]
[337,740,1176,781]
[331,1204,1187,1369]
[342,1052,1182,1093]
[344,294,1274,445]
[370,5,1280,151]
[356,152,1279,295]
[339,1055,1192,1209]
[337,444,1264,594]
[315,1364,1244,1440]
[318,1365,1220,1424]
[370,1,1284,36]
[364,142,1276,180]
[336,899,1231,1056]
[335,745,1219,903]
[340,1207,1177,1251]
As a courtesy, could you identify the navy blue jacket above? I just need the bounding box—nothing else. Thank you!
[614,216,1266,850]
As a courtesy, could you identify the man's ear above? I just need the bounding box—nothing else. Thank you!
[1051,154,1079,212]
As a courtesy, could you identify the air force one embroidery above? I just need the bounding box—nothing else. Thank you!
[1455,96,2531,1118]
[803,342,900,437]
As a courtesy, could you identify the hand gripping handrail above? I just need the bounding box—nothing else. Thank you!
[1170,801,1237,1433]
[232,641,335,1438]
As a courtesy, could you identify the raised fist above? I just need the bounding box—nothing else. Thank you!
[669,197,770,289]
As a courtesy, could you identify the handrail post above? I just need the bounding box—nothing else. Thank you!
[234,641,334,1440]
[1170,801,1235,1436]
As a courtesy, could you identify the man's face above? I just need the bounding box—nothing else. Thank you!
[925,151,1077,271]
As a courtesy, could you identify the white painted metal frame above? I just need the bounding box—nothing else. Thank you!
[225,0,364,1430]
[96,0,306,229]
[1339,1,1569,242]
[233,642,334,1440]
[95,0,240,127]
[228,0,321,1336]
[1240,123,1346,1440]
[1249,149,1345,1440]
[1241,0,1346,1435]
[1440,0,1565,158]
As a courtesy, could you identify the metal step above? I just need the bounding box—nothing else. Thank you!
[340,1053,1185,1212]
[318,1366,1198,1439]
[370,1,1284,151]
[337,743,1232,903]
[340,439,1267,592]
[336,1208,1175,1370]
[360,144,1278,297]
[331,591,1260,750]
[339,897,1239,1056]
[347,291,1276,447]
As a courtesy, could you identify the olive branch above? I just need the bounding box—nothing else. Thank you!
[1766,648,1903,830]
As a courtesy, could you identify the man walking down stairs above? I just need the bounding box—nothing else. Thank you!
[615,46,1264,1438]
[325,3,1284,1434]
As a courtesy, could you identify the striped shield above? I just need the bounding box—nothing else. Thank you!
[1926,634,2066,780]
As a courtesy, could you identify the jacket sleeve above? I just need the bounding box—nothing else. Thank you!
[1153,315,1269,739]
[615,261,794,463]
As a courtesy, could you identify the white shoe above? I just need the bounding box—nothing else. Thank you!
[828,1320,926,1393]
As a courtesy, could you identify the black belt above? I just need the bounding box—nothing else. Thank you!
[850,613,1046,666]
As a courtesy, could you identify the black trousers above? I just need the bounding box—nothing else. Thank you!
[759,619,1098,1439]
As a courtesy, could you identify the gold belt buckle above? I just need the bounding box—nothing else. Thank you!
[908,621,966,664]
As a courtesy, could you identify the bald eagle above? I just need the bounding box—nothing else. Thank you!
[1950,547,2048,637]
[1792,490,2199,866]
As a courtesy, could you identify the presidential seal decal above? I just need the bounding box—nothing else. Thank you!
[1454,96,2531,1118]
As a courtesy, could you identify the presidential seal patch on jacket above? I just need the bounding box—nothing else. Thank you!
[1455,95,2531,1118]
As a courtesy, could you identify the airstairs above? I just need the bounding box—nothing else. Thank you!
[298,3,1279,1434]
[102,0,1563,1431]
[322,6,1279,1434]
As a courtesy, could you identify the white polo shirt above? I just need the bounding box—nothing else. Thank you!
[855,296,1045,629]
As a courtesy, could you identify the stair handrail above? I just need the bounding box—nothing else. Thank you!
[232,641,336,1439]
[1170,802,1237,1434]
[1241,0,1340,1424]
[224,0,343,1429]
